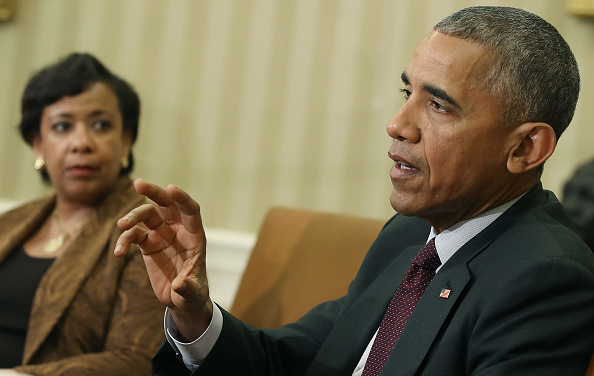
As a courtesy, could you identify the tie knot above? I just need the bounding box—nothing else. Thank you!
[412,238,441,271]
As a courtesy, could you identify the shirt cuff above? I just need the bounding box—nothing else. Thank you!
[164,304,223,369]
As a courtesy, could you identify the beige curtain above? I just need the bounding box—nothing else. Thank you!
[1,0,593,232]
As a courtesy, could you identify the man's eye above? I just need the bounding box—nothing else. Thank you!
[399,88,411,100]
[431,100,447,112]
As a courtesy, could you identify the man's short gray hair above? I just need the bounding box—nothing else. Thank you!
[435,6,580,140]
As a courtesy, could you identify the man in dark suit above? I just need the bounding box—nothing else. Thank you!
[114,6,594,376]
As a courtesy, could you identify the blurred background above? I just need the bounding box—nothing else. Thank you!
[1,0,593,234]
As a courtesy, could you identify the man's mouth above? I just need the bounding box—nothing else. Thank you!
[396,160,416,171]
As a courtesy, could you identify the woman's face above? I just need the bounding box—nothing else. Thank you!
[32,82,132,205]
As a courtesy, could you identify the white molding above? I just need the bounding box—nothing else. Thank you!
[204,227,256,310]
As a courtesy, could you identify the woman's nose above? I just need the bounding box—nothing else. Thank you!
[70,124,94,152]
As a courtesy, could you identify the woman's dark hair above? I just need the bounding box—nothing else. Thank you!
[19,52,140,180]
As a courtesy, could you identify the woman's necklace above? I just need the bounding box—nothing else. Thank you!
[43,210,92,254]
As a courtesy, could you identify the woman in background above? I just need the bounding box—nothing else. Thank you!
[0,53,163,376]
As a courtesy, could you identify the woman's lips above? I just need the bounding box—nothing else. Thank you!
[67,165,98,176]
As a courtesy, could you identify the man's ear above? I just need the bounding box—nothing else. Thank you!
[507,122,556,174]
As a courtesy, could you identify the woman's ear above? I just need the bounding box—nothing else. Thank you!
[121,128,133,158]
[507,122,556,174]
[31,133,42,158]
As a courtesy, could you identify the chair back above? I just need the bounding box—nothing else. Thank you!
[230,206,384,328]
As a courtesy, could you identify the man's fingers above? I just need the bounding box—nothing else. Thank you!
[166,184,205,235]
[114,225,149,256]
[134,178,184,225]
[171,275,189,295]
[132,179,202,233]
[117,203,165,231]
[171,275,206,306]
[134,178,177,208]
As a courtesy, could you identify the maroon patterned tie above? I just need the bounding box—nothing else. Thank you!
[362,238,441,376]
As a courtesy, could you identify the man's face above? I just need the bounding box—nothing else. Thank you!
[387,31,518,232]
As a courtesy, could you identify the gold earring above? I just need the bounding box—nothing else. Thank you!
[34,156,45,170]
[121,156,129,169]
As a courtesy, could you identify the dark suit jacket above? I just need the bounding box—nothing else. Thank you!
[0,177,164,376]
[153,184,594,375]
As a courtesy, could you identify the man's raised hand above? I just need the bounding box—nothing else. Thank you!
[115,178,212,340]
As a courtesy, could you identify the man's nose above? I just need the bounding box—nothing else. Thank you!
[386,103,421,143]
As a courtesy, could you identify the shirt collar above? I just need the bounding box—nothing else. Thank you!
[427,193,525,271]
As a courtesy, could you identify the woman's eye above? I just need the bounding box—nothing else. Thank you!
[93,120,112,130]
[52,122,70,132]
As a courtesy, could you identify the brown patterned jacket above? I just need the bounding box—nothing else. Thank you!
[0,177,164,376]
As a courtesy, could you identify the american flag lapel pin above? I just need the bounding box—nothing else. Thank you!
[439,288,451,299]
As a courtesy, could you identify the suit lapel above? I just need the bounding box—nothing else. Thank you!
[379,187,545,375]
[381,261,471,375]
[307,242,425,375]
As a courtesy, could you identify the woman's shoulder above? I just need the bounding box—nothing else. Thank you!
[0,196,54,221]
